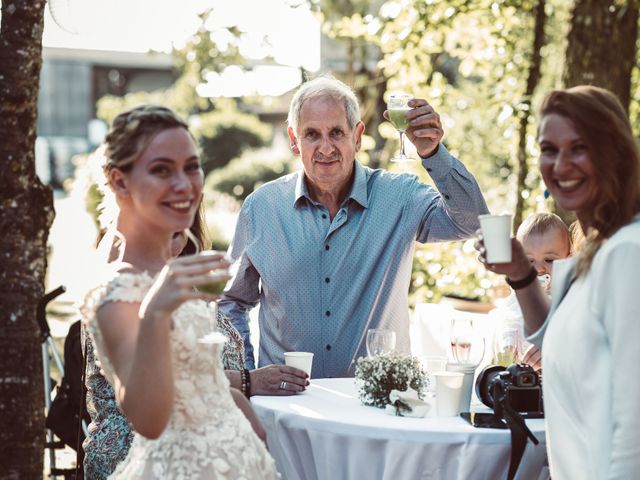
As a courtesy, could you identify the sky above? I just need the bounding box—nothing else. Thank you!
[41,0,321,96]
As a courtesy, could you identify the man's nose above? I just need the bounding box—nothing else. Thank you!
[318,135,335,155]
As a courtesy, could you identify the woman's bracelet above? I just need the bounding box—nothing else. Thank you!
[505,266,538,290]
[240,368,251,398]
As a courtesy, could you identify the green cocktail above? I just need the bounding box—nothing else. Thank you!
[493,348,518,367]
[387,93,414,162]
[198,279,227,295]
[388,108,411,132]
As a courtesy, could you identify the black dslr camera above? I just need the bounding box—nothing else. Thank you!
[475,364,542,480]
[476,363,543,416]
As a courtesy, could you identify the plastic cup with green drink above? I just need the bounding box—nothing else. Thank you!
[197,253,231,295]
[183,229,232,295]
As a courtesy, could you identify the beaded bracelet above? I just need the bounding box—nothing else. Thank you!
[505,266,538,290]
[240,368,251,398]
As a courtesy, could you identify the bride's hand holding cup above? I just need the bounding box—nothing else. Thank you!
[193,251,232,298]
[139,252,231,321]
[183,228,233,298]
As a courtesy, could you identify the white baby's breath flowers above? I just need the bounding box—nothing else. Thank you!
[355,354,427,408]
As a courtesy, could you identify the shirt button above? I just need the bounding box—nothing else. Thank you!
[322,213,327,219]
[325,277,330,283]
[444,194,450,200]
[325,244,330,251]
[325,311,331,317]
[326,344,332,351]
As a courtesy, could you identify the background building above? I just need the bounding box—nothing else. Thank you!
[36,47,176,186]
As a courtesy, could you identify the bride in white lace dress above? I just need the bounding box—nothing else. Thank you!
[81,105,279,479]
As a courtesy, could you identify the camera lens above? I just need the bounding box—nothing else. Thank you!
[475,365,506,408]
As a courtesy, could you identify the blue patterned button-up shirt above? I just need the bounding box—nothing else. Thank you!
[219,145,488,378]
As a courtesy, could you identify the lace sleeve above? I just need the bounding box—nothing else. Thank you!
[80,271,154,385]
[216,310,245,371]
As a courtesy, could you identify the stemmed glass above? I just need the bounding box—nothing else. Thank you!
[419,355,448,398]
[493,324,524,367]
[447,317,486,411]
[366,329,396,357]
[184,229,229,344]
[387,93,414,163]
[449,317,485,365]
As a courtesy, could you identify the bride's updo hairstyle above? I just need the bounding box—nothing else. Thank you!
[103,105,190,174]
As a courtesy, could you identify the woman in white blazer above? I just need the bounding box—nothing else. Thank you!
[478,85,640,480]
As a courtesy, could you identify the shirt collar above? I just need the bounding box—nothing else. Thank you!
[293,160,369,209]
[348,161,369,208]
[294,170,312,206]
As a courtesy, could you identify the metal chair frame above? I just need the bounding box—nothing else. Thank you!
[38,286,88,479]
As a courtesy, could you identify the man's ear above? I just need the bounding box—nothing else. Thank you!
[354,121,365,152]
[108,168,129,198]
[287,127,300,155]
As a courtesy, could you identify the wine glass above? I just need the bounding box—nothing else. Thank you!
[449,317,485,365]
[493,323,524,367]
[184,229,229,344]
[387,93,414,163]
[366,329,396,357]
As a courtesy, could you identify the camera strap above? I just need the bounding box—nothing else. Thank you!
[493,384,539,480]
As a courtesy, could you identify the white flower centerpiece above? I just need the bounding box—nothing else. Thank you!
[355,354,427,412]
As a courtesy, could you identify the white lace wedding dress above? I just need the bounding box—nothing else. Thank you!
[81,271,279,479]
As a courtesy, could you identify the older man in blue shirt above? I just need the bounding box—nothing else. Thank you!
[219,76,489,381]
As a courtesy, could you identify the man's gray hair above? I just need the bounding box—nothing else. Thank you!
[287,75,361,134]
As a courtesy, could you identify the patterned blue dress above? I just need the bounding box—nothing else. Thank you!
[81,311,245,479]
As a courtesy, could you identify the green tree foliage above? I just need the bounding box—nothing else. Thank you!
[95,7,273,176]
[171,9,243,79]
[314,0,389,167]
[97,94,272,176]
[410,240,502,304]
[513,0,547,231]
[205,148,298,202]
[190,99,272,173]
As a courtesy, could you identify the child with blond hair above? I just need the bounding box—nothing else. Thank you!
[517,212,572,291]
[492,212,571,369]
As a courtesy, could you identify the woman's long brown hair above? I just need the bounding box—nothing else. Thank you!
[539,86,640,277]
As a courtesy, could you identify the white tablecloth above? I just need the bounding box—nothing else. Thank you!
[252,378,547,480]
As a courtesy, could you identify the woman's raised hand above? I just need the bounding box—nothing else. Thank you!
[139,252,231,321]
[475,233,532,282]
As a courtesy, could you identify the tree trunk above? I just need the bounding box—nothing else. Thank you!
[514,0,546,233]
[563,0,639,111]
[0,1,54,478]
